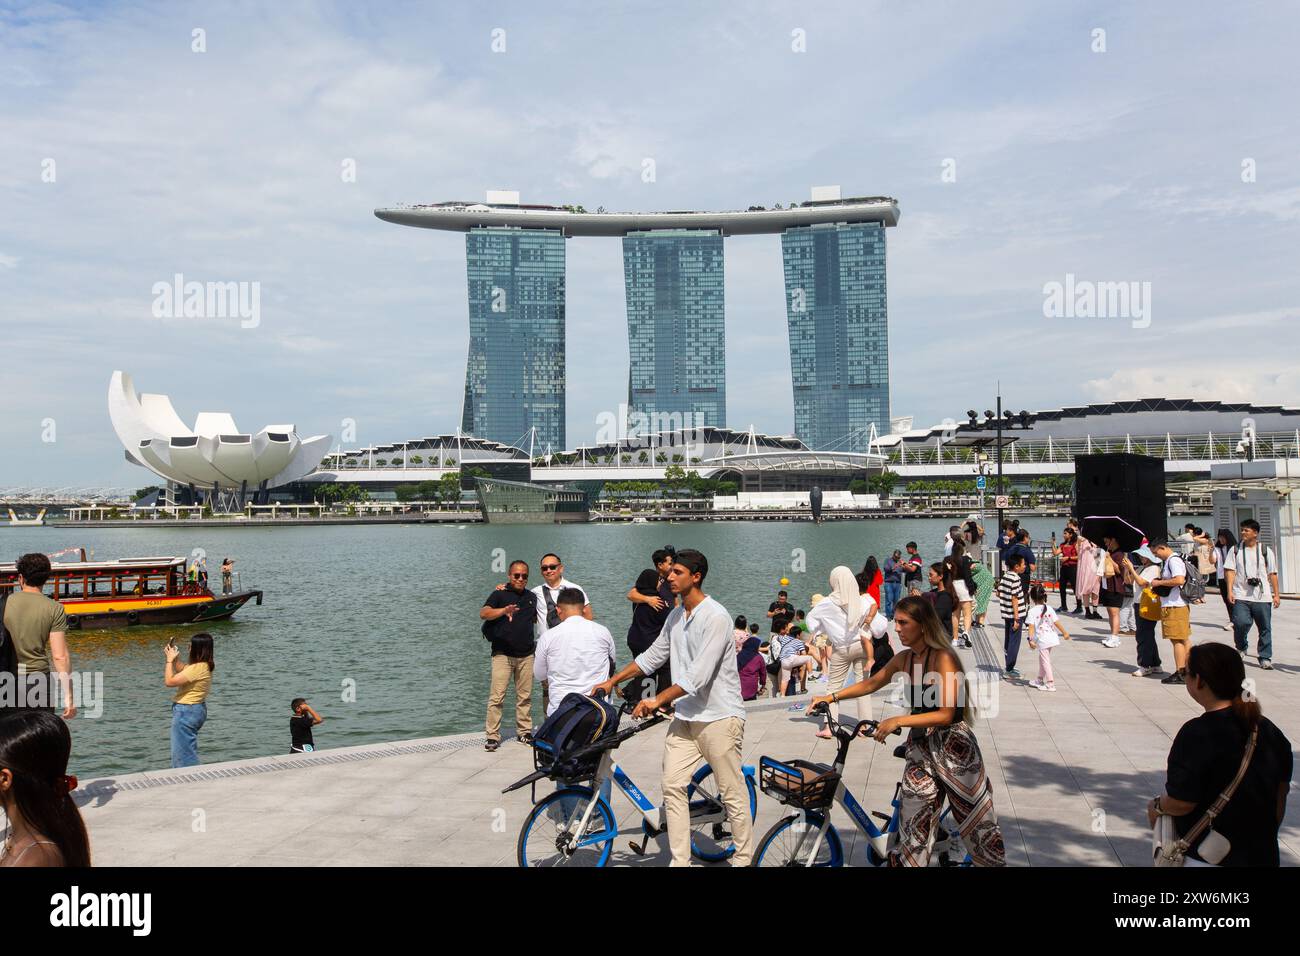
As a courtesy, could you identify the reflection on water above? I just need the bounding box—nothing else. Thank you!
[0,514,1203,778]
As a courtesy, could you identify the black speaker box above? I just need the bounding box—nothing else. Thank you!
[1073,453,1168,542]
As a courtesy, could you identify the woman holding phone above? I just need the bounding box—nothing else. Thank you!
[165,633,215,768]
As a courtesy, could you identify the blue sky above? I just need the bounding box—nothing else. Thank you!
[3,0,1298,486]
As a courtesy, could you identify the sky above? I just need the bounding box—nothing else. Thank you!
[2,0,1299,487]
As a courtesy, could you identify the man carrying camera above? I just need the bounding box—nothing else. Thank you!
[1223,519,1281,670]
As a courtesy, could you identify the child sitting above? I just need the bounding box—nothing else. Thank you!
[776,621,816,696]
[1025,584,1070,692]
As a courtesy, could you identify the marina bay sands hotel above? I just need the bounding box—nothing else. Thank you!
[375,187,899,454]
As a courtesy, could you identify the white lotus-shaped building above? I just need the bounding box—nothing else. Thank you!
[109,371,331,495]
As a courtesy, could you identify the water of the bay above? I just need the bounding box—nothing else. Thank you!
[1,514,1204,779]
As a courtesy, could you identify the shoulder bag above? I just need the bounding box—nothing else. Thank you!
[1153,725,1258,867]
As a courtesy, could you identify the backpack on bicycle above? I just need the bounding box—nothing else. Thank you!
[532,692,621,780]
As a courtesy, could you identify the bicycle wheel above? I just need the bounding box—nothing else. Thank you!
[517,787,615,867]
[753,812,843,867]
[687,763,758,862]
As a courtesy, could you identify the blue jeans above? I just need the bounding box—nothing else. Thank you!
[171,702,207,768]
[883,582,902,619]
[1004,622,1023,672]
[1231,600,1273,661]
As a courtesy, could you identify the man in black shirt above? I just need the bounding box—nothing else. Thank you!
[479,560,540,752]
[767,590,794,634]
[625,548,676,700]
[289,698,323,753]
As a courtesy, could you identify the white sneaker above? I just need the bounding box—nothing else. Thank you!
[1101,637,1121,648]
[1223,623,1233,631]
[1043,684,1057,692]
[1028,679,1045,690]
[1131,666,1152,677]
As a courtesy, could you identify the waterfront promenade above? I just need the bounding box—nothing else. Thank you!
[77,599,1300,866]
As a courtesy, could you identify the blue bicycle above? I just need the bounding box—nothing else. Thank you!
[504,698,758,867]
[753,704,971,867]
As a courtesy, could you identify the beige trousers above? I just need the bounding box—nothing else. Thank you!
[826,642,872,723]
[661,716,753,866]
[485,653,534,741]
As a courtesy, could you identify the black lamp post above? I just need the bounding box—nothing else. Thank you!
[966,394,1033,531]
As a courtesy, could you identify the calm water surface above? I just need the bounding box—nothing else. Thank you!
[1,515,1200,778]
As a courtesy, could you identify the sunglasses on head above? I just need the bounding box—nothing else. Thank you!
[540,564,560,572]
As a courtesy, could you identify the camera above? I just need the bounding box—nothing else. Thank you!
[1247,577,1262,588]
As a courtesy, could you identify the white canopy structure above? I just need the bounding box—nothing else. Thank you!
[108,371,331,499]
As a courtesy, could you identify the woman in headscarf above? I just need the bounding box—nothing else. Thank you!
[736,632,767,701]
[807,565,872,737]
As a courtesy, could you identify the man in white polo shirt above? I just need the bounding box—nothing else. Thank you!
[591,548,752,866]
[1223,518,1281,670]
[533,588,615,715]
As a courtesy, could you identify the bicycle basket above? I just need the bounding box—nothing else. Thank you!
[758,756,840,810]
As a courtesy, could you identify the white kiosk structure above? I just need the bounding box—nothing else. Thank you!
[108,371,331,510]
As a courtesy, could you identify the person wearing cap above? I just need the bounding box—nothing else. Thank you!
[1123,546,1165,678]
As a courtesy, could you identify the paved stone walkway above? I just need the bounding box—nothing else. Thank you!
[76,599,1300,865]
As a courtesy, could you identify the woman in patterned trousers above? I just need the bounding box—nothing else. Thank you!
[811,594,1006,866]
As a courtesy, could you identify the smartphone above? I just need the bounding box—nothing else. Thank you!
[166,637,177,650]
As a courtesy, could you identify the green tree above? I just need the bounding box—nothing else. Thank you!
[394,484,419,502]
[409,454,424,465]
[438,472,463,504]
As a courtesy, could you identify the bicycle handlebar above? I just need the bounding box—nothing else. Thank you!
[808,701,901,741]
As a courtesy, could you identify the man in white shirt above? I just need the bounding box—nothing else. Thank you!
[531,552,593,712]
[591,549,752,866]
[1223,518,1281,670]
[532,552,592,637]
[533,588,616,716]
[1150,538,1190,685]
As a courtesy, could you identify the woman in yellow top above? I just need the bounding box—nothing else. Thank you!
[165,633,214,768]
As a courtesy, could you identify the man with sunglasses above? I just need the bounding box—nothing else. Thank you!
[531,554,593,713]
[479,560,539,752]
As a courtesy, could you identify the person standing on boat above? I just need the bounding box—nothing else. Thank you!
[220,558,234,595]
[165,633,214,768]
[480,560,540,752]
[1,554,75,718]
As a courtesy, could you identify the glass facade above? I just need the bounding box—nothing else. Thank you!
[463,227,566,452]
[622,230,726,431]
[781,222,889,452]
[474,477,589,524]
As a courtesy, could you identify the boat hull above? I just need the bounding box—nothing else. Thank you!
[63,590,263,630]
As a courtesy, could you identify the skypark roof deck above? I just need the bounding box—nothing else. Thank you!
[374,196,900,236]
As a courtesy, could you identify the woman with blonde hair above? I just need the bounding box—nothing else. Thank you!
[809,595,1006,867]
[807,566,873,737]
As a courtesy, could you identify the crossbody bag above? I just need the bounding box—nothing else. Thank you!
[1153,725,1258,867]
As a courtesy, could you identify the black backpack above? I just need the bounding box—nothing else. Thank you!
[532,692,621,779]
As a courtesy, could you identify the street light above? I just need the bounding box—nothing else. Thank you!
[966,395,1033,530]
